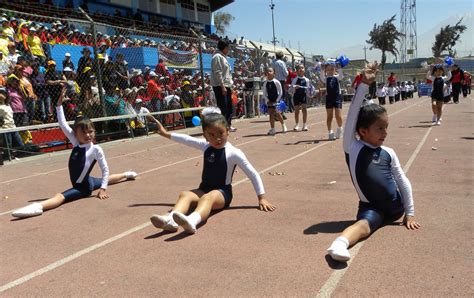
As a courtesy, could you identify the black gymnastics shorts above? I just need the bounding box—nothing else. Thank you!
[199,183,233,208]
[325,96,343,109]
[356,200,404,232]
[62,176,102,202]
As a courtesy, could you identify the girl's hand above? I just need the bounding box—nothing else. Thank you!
[258,196,276,212]
[361,62,379,85]
[97,188,109,200]
[403,215,421,230]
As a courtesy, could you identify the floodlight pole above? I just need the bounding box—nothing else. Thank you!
[270,0,277,51]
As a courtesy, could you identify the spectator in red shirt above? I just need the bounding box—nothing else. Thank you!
[147,71,163,112]
[387,72,397,86]
[155,59,171,78]
[449,64,464,103]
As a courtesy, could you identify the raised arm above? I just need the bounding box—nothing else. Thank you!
[343,63,378,153]
[56,86,78,146]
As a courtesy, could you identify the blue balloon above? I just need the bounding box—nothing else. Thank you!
[337,55,350,68]
[192,115,201,126]
[444,56,454,66]
[259,103,268,114]
[277,100,287,113]
[39,66,46,74]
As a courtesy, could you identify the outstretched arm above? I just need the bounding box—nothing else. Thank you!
[343,62,378,153]
[56,86,78,146]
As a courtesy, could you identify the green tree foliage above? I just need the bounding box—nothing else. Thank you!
[431,19,467,58]
[366,15,402,69]
[214,12,235,35]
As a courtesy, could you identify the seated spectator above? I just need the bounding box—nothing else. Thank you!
[1,18,14,41]
[0,51,9,75]
[45,60,66,112]
[6,43,19,68]
[115,53,129,89]
[62,52,75,71]
[130,68,144,88]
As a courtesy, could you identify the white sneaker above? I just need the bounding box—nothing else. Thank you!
[124,171,138,180]
[12,203,43,218]
[172,212,197,234]
[436,120,441,126]
[327,242,351,262]
[293,124,300,131]
[302,124,309,131]
[150,214,178,232]
[335,127,343,139]
[267,128,276,136]
[328,131,335,140]
[230,126,237,132]
[282,124,288,133]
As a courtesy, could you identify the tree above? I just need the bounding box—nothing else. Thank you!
[431,18,467,57]
[214,12,235,35]
[366,15,402,69]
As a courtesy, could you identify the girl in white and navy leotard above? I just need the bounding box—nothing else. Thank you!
[326,64,420,262]
[263,67,287,135]
[12,86,137,219]
[427,64,451,125]
[320,62,344,140]
[150,108,276,234]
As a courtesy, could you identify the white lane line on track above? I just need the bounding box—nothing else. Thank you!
[0,108,327,184]
[316,125,433,298]
[0,131,336,293]
[0,100,427,292]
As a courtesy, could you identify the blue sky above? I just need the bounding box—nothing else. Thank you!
[217,0,473,60]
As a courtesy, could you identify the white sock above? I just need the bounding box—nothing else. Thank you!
[167,211,177,226]
[187,212,202,227]
[333,236,349,248]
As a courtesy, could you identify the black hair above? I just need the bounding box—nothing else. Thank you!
[356,104,387,133]
[431,64,444,76]
[202,113,229,130]
[217,40,229,52]
[73,115,95,133]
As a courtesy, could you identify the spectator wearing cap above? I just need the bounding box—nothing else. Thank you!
[98,42,109,62]
[16,20,30,53]
[104,87,129,132]
[30,62,51,123]
[6,74,28,127]
[1,18,14,41]
[26,27,46,64]
[5,43,18,68]
[147,71,163,112]
[0,87,25,155]
[77,47,95,88]
[45,60,66,108]
[130,68,144,88]
[114,53,129,90]
[132,97,150,128]
[210,39,235,130]
[62,52,75,71]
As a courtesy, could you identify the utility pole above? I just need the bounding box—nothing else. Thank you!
[269,0,278,50]
[363,46,368,61]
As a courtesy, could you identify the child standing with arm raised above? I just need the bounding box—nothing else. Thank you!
[320,62,344,140]
[327,63,421,262]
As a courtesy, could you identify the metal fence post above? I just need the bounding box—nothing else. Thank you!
[191,29,206,105]
[286,48,295,69]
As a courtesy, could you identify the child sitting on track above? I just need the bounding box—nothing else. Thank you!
[149,107,275,234]
[263,67,287,135]
[327,62,421,262]
[12,86,138,218]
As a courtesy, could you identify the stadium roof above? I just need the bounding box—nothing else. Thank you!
[209,0,234,12]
